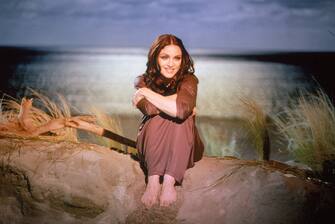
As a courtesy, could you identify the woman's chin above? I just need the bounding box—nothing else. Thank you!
[161,72,176,79]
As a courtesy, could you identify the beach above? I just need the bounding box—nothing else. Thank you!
[1,46,334,161]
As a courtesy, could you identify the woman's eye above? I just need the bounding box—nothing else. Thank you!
[160,56,168,59]
[174,57,181,61]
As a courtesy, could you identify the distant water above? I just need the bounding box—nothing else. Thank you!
[1,46,334,159]
[2,46,331,117]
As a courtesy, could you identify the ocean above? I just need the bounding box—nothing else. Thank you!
[1,46,334,161]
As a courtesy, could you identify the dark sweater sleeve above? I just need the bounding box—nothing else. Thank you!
[176,75,198,120]
[134,75,160,116]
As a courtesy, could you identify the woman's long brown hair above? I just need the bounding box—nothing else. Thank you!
[144,34,194,87]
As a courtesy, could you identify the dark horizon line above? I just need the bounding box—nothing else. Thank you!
[1,45,335,69]
[1,43,335,54]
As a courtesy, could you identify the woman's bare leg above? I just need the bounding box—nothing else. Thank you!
[141,175,161,208]
[160,174,177,207]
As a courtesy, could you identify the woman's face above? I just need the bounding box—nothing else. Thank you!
[157,44,182,78]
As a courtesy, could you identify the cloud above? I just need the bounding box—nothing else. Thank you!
[246,0,334,9]
[243,0,335,22]
[2,0,333,26]
[0,0,334,50]
[0,0,203,21]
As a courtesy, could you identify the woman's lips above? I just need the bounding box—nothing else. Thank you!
[165,68,174,73]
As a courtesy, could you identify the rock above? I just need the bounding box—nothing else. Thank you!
[0,137,334,224]
[0,137,144,224]
[284,160,313,171]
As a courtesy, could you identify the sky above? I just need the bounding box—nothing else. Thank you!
[1,0,335,51]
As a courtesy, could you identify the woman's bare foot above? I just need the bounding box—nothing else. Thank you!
[141,175,161,208]
[160,174,177,207]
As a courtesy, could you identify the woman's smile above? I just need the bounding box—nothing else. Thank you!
[164,67,175,75]
[158,45,182,78]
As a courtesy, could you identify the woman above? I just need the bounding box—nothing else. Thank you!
[132,34,204,207]
[63,34,203,208]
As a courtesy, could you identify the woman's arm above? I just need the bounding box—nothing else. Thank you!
[135,88,177,117]
[133,75,160,116]
[175,75,198,120]
[137,75,198,120]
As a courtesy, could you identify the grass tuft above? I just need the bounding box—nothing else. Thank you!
[239,96,270,161]
[0,89,78,142]
[274,89,335,172]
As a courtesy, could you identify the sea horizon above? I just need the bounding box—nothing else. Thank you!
[1,45,335,159]
[2,44,335,55]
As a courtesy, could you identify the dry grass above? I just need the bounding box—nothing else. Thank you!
[274,89,335,172]
[0,89,78,142]
[0,89,136,155]
[239,96,270,160]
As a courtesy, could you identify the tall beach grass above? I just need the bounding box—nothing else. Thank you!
[0,89,78,142]
[274,89,335,172]
[0,89,135,155]
[239,96,270,161]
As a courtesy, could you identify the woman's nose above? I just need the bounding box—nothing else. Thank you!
[168,59,173,66]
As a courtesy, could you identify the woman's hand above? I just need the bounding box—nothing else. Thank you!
[132,88,146,106]
[134,87,177,117]
[192,107,196,116]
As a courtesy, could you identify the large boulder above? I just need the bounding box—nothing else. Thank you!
[0,137,334,224]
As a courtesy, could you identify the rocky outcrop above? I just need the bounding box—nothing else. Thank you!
[0,137,334,224]
[0,137,144,224]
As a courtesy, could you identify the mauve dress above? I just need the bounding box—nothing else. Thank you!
[134,74,204,184]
